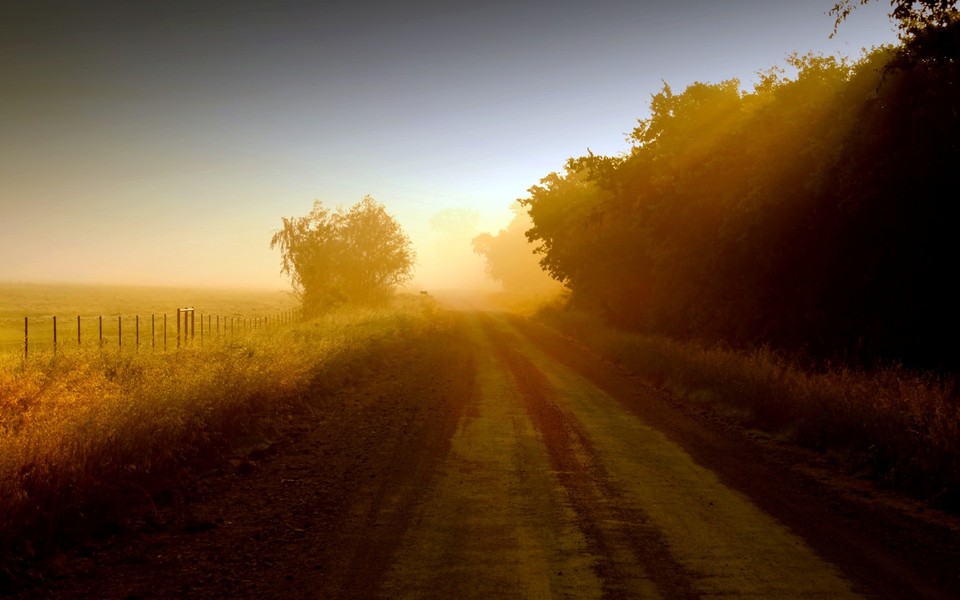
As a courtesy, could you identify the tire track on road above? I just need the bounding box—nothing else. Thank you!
[379,312,606,599]
[484,311,864,599]
[482,313,698,599]
[508,313,959,600]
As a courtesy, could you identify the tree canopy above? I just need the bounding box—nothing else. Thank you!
[832,0,959,64]
[831,0,958,37]
[520,36,960,369]
[271,196,415,316]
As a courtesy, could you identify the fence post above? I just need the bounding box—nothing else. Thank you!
[118,316,122,349]
[24,317,28,361]
[77,315,81,348]
[53,316,57,356]
[177,308,181,349]
[136,315,140,351]
[164,314,167,351]
[152,314,155,350]
[191,309,195,341]
[99,316,103,347]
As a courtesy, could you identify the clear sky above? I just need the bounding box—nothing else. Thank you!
[1,0,899,291]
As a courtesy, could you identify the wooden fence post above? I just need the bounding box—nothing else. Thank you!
[118,316,122,349]
[177,308,181,349]
[24,317,28,361]
[53,316,57,355]
[136,315,140,351]
[163,314,167,351]
[152,314,156,350]
[99,316,103,347]
[77,315,81,347]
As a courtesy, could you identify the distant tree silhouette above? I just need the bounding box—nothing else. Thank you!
[271,196,415,316]
[471,203,562,294]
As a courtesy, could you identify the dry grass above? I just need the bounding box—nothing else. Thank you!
[0,294,448,558]
[538,306,960,511]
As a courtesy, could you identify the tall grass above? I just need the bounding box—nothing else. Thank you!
[537,306,960,511]
[0,295,448,558]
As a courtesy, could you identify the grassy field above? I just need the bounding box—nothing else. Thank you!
[0,283,300,354]
[536,305,960,512]
[0,292,451,562]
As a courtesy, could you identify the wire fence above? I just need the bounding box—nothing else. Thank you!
[0,307,301,359]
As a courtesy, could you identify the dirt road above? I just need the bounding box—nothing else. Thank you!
[16,309,960,599]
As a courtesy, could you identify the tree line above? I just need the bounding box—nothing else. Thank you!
[498,1,960,370]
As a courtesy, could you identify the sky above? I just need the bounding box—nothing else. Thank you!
[0,0,900,291]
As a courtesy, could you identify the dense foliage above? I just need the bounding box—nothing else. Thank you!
[522,17,960,369]
[272,196,415,316]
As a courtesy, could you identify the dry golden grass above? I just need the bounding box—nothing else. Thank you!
[537,306,960,510]
[0,294,448,557]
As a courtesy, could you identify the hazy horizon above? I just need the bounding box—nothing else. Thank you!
[2,0,899,291]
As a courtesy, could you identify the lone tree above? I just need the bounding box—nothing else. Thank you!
[271,196,415,316]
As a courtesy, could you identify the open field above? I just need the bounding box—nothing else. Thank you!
[0,283,300,354]
[0,293,448,577]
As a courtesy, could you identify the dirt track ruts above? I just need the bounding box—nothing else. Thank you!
[13,307,960,599]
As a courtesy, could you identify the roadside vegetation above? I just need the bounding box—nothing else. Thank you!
[538,305,960,511]
[0,295,450,563]
[466,2,960,511]
[510,4,960,372]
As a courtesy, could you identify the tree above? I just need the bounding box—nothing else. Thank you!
[831,1,958,41]
[471,202,563,294]
[518,40,960,368]
[271,196,415,315]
